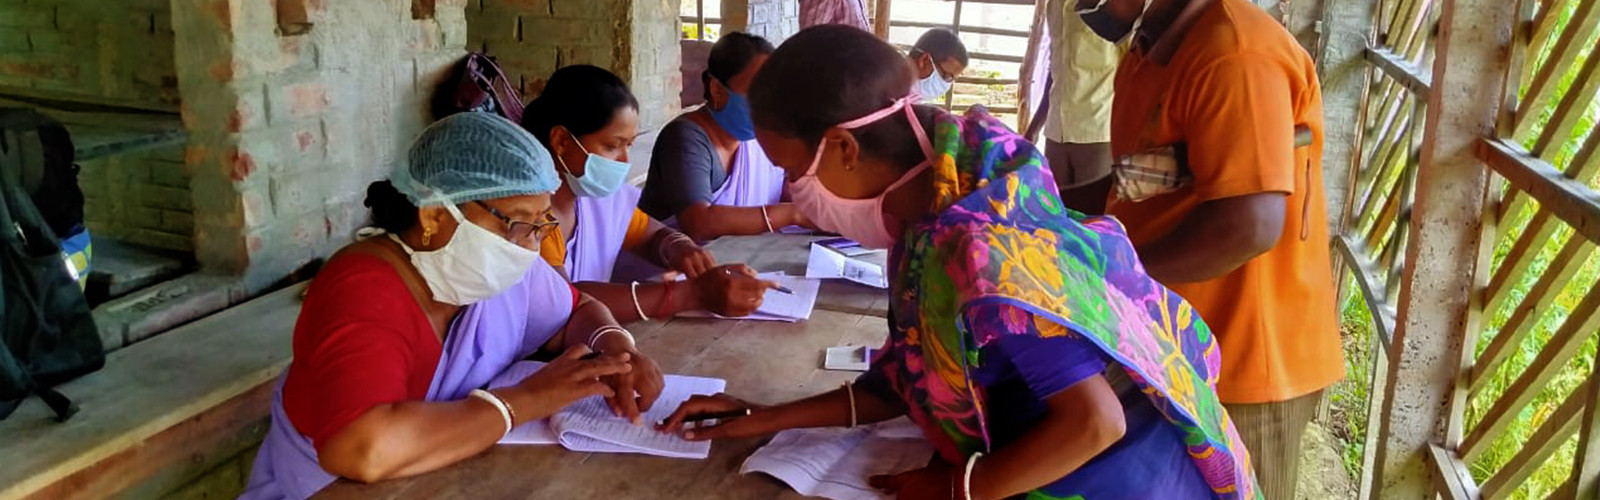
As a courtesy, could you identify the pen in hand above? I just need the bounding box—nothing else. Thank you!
[659,408,752,428]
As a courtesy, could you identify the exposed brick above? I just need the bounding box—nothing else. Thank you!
[140,185,193,211]
[228,148,257,182]
[127,228,194,252]
[152,161,190,188]
[230,85,268,131]
[287,120,326,158]
[409,19,445,51]
[0,28,28,52]
[269,171,330,221]
[283,82,329,118]
[0,5,53,28]
[240,185,271,229]
[162,210,195,234]
[548,0,614,19]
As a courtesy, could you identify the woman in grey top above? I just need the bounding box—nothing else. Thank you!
[639,33,815,241]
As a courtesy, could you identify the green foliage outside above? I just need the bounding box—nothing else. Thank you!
[1329,1,1599,497]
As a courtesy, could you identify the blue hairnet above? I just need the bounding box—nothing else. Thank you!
[395,112,559,206]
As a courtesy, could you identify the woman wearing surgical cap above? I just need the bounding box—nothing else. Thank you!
[241,113,665,500]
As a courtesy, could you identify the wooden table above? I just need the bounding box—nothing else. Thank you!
[316,235,894,500]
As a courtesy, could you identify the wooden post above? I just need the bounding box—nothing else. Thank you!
[697,0,707,39]
[874,0,893,39]
[1317,0,1381,243]
[1367,0,1516,497]
[1016,0,1051,134]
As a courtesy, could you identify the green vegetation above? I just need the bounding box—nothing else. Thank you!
[1329,0,1599,497]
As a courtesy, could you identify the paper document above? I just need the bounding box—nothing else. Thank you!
[741,418,936,500]
[677,272,821,322]
[805,242,888,289]
[487,361,727,459]
[823,345,872,371]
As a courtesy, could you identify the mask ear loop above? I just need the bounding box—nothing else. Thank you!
[807,95,934,177]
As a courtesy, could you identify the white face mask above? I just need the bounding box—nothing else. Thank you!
[389,203,540,306]
[915,61,954,104]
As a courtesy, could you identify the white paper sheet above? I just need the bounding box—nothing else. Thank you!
[550,373,726,459]
[805,244,888,289]
[677,273,821,322]
[741,418,936,500]
[486,361,727,459]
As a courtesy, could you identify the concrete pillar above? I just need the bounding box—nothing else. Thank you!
[172,0,468,292]
[1368,0,1517,497]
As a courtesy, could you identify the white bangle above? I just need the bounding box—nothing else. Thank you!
[586,325,633,350]
[760,205,776,233]
[963,451,983,500]
[844,382,857,428]
[630,281,650,321]
[469,389,513,437]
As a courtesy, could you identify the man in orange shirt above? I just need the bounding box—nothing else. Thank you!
[1076,0,1343,498]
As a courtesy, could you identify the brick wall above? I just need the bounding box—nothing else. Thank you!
[80,144,194,252]
[722,0,798,45]
[0,0,180,109]
[172,0,467,291]
[468,0,681,131]
[1,0,194,253]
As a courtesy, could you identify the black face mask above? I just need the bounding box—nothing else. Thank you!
[1077,0,1152,44]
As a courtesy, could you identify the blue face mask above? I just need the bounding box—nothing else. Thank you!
[709,88,757,141]
[556,132,630,198]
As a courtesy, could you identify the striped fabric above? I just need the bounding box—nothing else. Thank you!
[1224,390,1325,500]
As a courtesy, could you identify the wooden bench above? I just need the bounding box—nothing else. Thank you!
[0,283,304,500]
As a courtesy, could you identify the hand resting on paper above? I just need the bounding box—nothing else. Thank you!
[868,459,958,500]
[600,346,665,425]
[506,345,633,420]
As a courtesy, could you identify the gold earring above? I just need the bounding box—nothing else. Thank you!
[422,226,434,246]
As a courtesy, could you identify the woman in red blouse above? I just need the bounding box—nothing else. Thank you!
[241,113,665,500]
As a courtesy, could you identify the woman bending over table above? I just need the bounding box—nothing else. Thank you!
[520,64,776,320]
[659,26,1260,500]
[241,113,664,500]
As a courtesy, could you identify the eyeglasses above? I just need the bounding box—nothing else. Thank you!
[472,201,559,243]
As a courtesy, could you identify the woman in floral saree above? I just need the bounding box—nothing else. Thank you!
[659,26,1258,500]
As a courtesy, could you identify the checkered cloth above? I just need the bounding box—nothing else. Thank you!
[1113,146,1191,202]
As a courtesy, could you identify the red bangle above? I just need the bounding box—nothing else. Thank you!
[655,280,675,319]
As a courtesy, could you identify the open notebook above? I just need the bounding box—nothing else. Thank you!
[676,272,822,322]
[485,360,727,459]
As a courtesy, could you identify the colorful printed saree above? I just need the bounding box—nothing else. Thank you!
[870,107,1259,499]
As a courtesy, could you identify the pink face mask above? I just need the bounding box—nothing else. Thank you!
[788,95,934,249]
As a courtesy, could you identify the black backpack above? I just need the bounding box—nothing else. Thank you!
[430,52,526,124]
[0,108,103,421]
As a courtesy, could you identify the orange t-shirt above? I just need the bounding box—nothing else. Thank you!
[539,208,654,270]
[1107,0,1342,404]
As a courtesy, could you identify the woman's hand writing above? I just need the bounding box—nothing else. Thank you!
[691,264,778,317]
[655,393,773,440]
